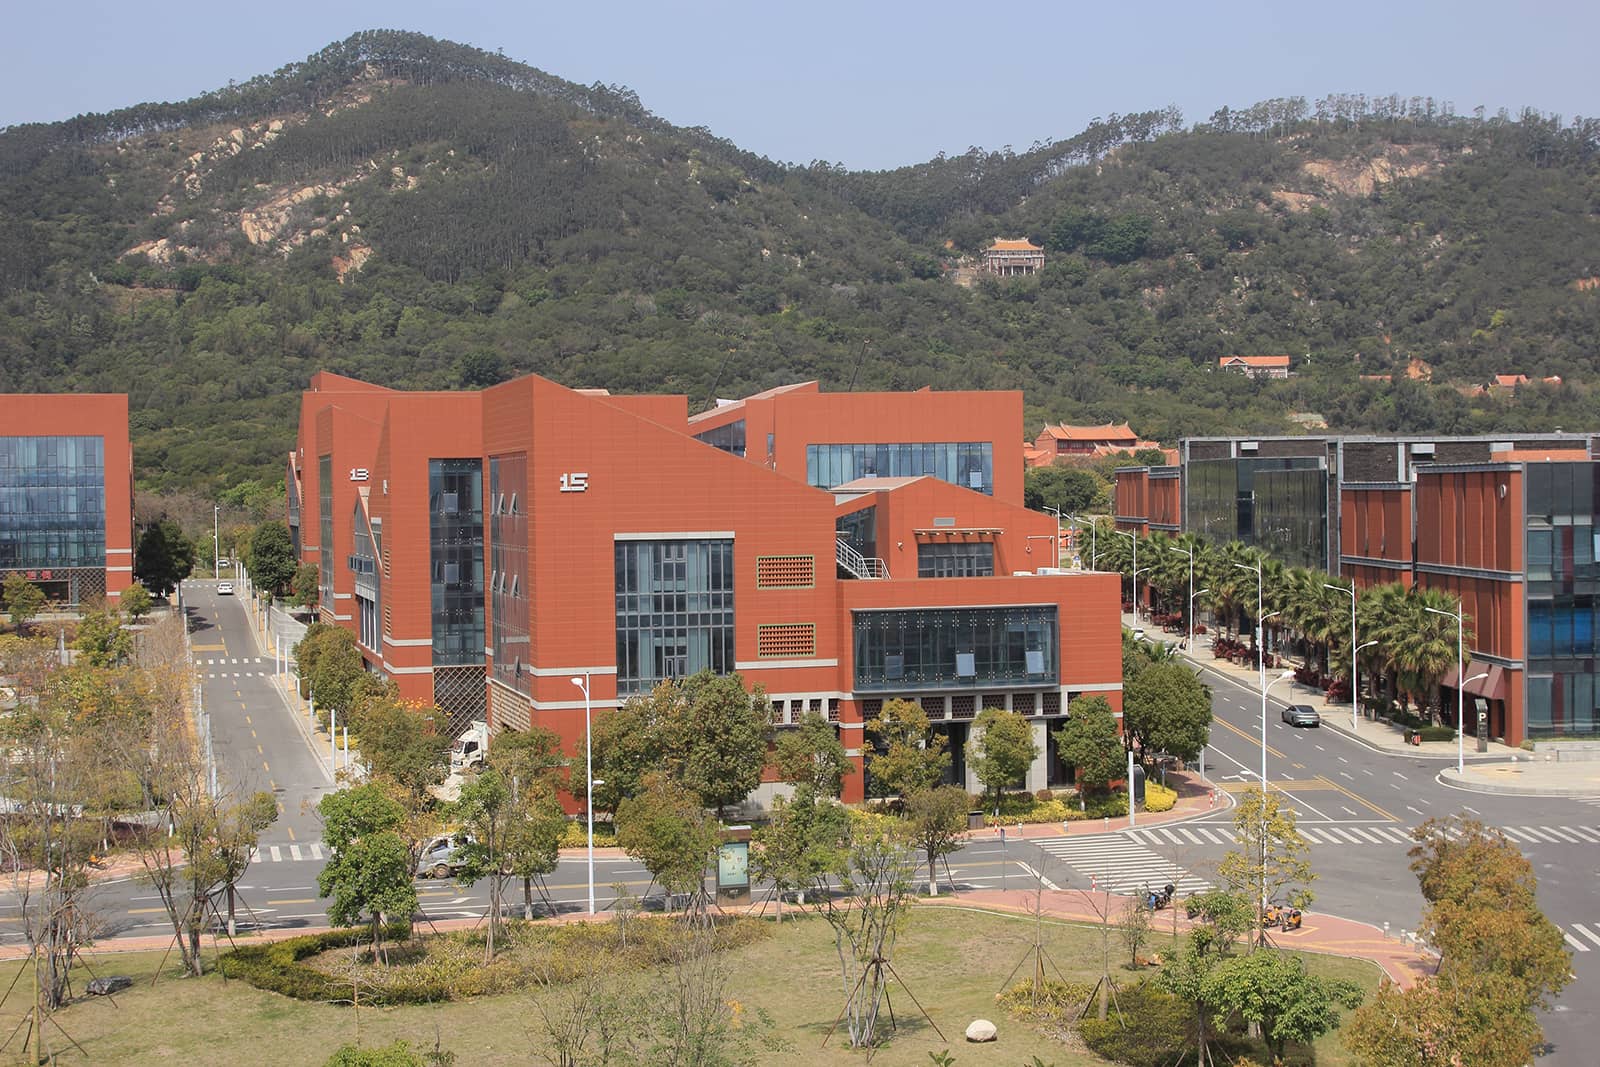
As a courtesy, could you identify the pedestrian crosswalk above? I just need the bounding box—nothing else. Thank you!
[1121,823,1600,848]
[1560,922,1600,953]
[248,842,326,864]
[197,656,274,679]
[1033,835,1211,895]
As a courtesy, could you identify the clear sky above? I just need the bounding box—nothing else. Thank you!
[4,1,1597,171]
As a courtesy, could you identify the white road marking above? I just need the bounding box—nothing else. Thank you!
[1574,923,1600,949]
[1342,806,1358,816]
[1392,771,1407,779]
[1314,744,1325,751]
[1407,806,1425,817]
[1337,756,1348,763]
[289,845,303,862]
[1017,862,1061,891]
[1179,829,1202,845]
[1339,771,1355,780]
[1463,805,1479,815]
[269,846,282,862]
[1362,769,1375,776]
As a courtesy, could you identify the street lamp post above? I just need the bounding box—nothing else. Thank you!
[213,505,221,580]
[1324,582,1362,732]
[1189,588,1210,651]
[1423,605,1472,775]
[570,673,595,914]
[1070,513,1098,569]
[1043,506,1063,567]
[1116,529,1139,621]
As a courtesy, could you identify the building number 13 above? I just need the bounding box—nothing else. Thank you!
[560,472,589,493]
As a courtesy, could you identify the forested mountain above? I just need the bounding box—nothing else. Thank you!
[2,30,1598,498]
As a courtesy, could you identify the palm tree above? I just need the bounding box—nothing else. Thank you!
[1386,587,1473,726]
[1360,582,1411,714]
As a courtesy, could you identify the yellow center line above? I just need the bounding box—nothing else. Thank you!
[268,898,316,906]
[269,779,277,790]
[128,907,169,915]
[287,826,296,841]
[1211,714,1286,759]
[256,744,263,754]
[245,715,252,725]
[1315,774,1400,822]
[262,760,270,773]
[251,730,257,739]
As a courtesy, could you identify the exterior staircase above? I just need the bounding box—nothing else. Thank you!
[836,537,889,580]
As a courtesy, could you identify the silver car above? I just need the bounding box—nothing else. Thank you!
[1281,704,1321,728]
[416,833,473,879]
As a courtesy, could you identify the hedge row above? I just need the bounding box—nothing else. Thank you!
[219,923,424,1004]
[1143,782,1178,813]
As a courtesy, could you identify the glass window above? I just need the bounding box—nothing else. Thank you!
[804,442,995,495]
[692,419,746,458]
[0,436,107,576]
[917,542,995,578]
[853,605,1058,691]
[614,539,734,694]
[490,454,530,694]
[430,459,484,666]
[318,454,334,606]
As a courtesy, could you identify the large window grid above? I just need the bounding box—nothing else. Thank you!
[430,459,484,667]
[853,605,1058,692]
[615,539,734,694]
[1525,462,1600,737]
[806,442,994,495]
[490,454,531,695]
[318,455,334,608]
[1186,458,1327,571]
[0,436,105,571]
[351,503,380,651]
[917,542,995,578]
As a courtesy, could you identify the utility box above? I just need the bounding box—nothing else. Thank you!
[1131,764,1147,806]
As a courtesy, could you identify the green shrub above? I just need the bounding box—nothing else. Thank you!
[1076,980,1191,1066]
[987,798,1071,826]
[1079,790,1129,819]
[996,977,1095,1021]
[1417,726,1457,742]
[559,820,617,848]
[219,924,414,1003]
[1143,782,1177,813]
[324,1040,429,1066]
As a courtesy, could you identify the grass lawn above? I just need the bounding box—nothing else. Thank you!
[0,908,1382,1066]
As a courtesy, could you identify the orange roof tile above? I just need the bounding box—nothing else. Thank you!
[1219,355,1292,368]
[987,238,1043,252]
[1041,422,1138,442]
[1492,374,1529,387]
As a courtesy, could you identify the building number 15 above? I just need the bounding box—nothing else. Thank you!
[560,472,589,493]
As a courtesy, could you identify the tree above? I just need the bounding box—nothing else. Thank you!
[1205,950,1362,1064]
[119,583,153,620]
[456,349,508,388]
[353,698,451,811]
[809,813,920,1049]
[865,698,949,797]
[317,784,419,961]
[773,711,852,797]
[486,725,567,792]
[1118,891,1152,970]
[3,573,47,633]
[247,520,297,597]
[454,766,564,956]
[614,774,720,907]
[133,519,195,597]
[1344,971,1544,1067]
[1024,464,1106,514]
[677,670,768,817]
[1055,695,1122,796]
[590,670,768,816]
[1217,786,1316,947]
[752,785,848,914]
[1122,661,1212,763]
[74,607,133,667]
[290,561,320,610]
[902,784,967,896]
[966,706,1037,807]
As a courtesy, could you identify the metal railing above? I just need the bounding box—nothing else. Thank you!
[836,537,890,580]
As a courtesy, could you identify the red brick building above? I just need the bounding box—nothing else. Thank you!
[293,374,1122,807]
[0,394,134,606]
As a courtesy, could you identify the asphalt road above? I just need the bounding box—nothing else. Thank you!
[7,589,1598,1059]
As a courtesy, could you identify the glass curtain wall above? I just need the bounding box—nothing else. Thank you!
[615,539,734,694]
[853,605,1057,691]
[806,442,994,494]
[429,459,484,667]
[0,435,105,572]
[318,455,333,607]
[489,454,531,696]
[1185,457,1327,570]
[692,420,746,457]
[1524,462,1600,737]
[917,542,995,577]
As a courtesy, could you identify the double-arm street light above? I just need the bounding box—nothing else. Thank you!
[1324,582,1375,732]
[1042,506,1063,567]
[1189,588,1210,651]
[570,673,596,914]
[1422,605,1487,775]
[1068,512,1098,569]
[213,504,221,579]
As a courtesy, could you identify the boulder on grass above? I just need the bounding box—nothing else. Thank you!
[965,1018,997,1042]
[86,976,132,996]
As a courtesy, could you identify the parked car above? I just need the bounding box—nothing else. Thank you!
[217,581,234,595]
[416,832,474,879]
[1281,703,1320,727]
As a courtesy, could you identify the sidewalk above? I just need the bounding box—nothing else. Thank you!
[973,768,1231,844]
[925,887,1435,989]
[1128,612,1600,797]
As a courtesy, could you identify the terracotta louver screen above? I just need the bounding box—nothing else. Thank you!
[757,623,817,658]
[756,555,815,588]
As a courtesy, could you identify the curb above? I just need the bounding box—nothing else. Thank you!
[1436,768,1600,798]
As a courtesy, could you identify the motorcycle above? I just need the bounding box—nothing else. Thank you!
[1145,882,1176,911]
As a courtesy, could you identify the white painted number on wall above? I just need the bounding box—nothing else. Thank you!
[560,472,589,493]
[349,468,369,482]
